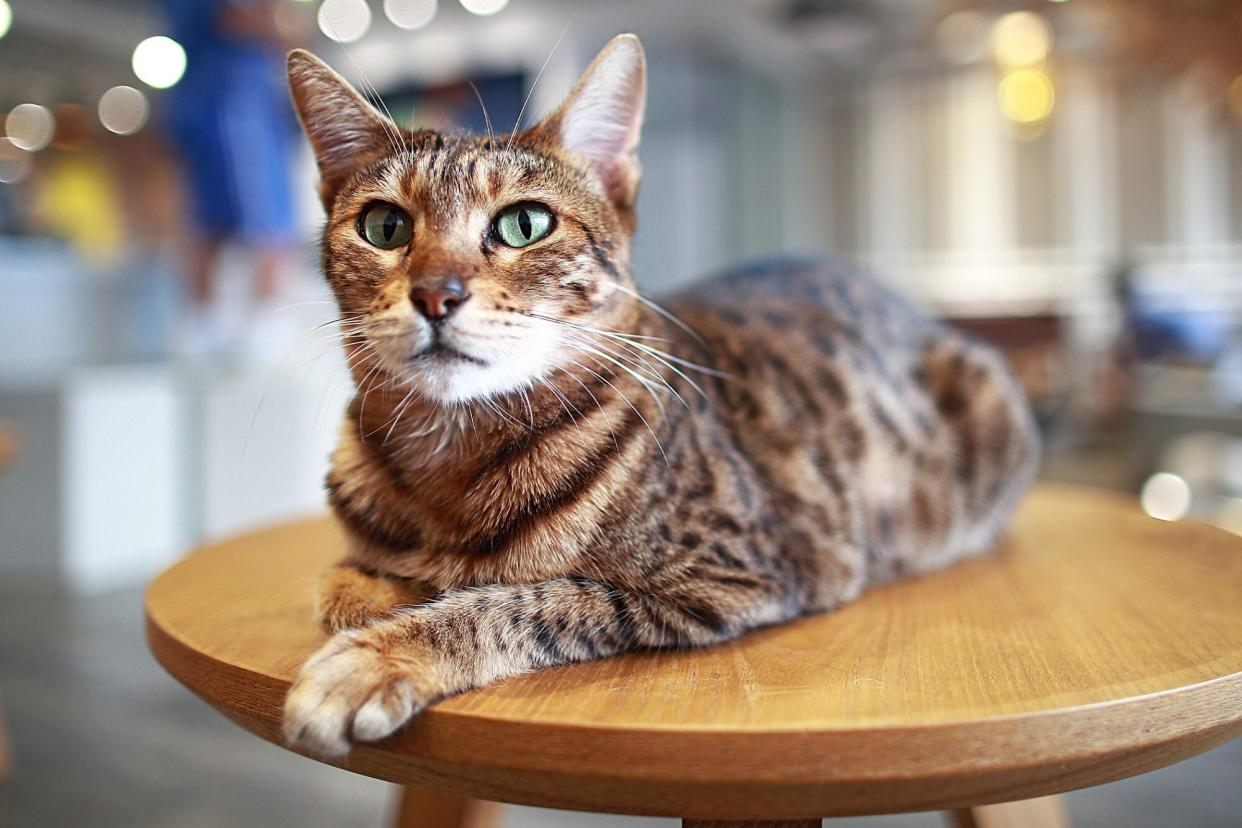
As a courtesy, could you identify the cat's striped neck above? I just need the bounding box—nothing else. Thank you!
[326,315,684,584]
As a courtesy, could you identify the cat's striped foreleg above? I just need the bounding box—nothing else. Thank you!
[283,573,784,756]
[315,563,434,634]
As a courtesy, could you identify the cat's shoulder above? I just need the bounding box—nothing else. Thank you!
[670,255,923,325]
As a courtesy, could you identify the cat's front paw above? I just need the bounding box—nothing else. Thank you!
[315,566,434,634]
[282,628,441,756]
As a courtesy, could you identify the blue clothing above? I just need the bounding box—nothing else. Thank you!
[162,0,295,245]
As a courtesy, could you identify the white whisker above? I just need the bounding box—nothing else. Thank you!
[558,363,619,449]
[611,283,706,346]
[540,377,585,440]
[505,3,582,151]
[317,13,408,158]
[467,80,495,144]
[569,357,669,466]
[563,333,686,411]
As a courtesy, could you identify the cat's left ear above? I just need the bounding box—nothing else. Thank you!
[532,34,646,210]
[287,49,397,208]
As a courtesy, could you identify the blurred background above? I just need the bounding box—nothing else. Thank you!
[1,0,1241,825]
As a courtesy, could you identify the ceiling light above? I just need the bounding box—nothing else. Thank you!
[385,0,437,30]
[99,86,150,135]
[133,36,188,89]
[318,0,372,43]
[459,0,509,17]
[5,103,55,152]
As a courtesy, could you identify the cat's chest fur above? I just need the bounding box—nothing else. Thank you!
[326,371,653,589]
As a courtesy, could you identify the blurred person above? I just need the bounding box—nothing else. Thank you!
[1088,261,1138,430]
[35,150,126,267]
[162,0,297,359]
[33,106,128,268]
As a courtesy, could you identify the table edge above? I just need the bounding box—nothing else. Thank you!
[145,595,1242,817]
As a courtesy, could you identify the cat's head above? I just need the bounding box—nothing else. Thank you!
[287,35,646,405]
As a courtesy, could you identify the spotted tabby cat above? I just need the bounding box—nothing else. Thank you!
[281,35,1038,756]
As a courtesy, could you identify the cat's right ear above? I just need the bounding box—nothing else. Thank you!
[287,49,396,207]
[528,34,646,211]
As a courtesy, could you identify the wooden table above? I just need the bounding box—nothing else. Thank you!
[145,484,1242,826]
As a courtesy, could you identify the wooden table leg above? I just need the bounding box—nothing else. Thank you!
[682,821,820,827]
[390,786,503,828]
[947,795,1071,828]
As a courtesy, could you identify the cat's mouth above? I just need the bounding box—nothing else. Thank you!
[407,342,488,367]
[369,317,559,404]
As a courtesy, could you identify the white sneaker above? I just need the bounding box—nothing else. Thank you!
[242,300,302,367]
[172,304,229,362]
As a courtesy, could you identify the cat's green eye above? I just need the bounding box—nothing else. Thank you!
[360,203,413,249]
[493,203,554,249]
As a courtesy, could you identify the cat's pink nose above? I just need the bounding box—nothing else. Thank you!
[410,278,469,322]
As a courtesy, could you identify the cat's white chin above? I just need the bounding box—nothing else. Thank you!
[394,326,562,406]
[403,358,543,405]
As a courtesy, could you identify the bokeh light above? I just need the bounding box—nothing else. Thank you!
[0,138,32,184]
[385,0,437,30]
[998,69,1055,124]
[132,35,187,89]
[459,0,509,16]
[98,85,150,135]
[5,103,55,152]
[991,11,1052,69]
[1141,472,1193,522]
[935,11,990,66]
[318,0,372,43]
[0,1,12,41]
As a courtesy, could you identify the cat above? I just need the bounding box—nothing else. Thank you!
[281,34,1039,757]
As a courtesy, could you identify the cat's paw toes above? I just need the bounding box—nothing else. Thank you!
[317,606,378,634]
[351,685,416,742]
[282,632,435,756]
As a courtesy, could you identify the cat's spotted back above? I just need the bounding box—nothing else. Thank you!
[280,35,1039,757]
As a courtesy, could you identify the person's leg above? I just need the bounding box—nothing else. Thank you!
[254,247,283,304]
[174,236,230,359]
[189,238,223,306]
[240,244,300,362]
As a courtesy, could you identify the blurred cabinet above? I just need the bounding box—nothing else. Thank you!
[62,367,186,591]
[187,367,346,541]
[0,362,346,593]
[0,368,184,591]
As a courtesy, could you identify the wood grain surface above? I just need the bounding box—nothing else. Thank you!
[145,484,1242,820]
[949,795,1070,828]
[390,786,503,828]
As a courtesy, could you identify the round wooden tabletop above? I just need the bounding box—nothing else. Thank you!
[145,484,1242,820]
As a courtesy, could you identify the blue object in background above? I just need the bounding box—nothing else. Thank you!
[1130,297,1235,363]
[386,73,526,136]
[161,0,296,247]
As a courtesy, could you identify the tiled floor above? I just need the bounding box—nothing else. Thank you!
[0,583,1238,828]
